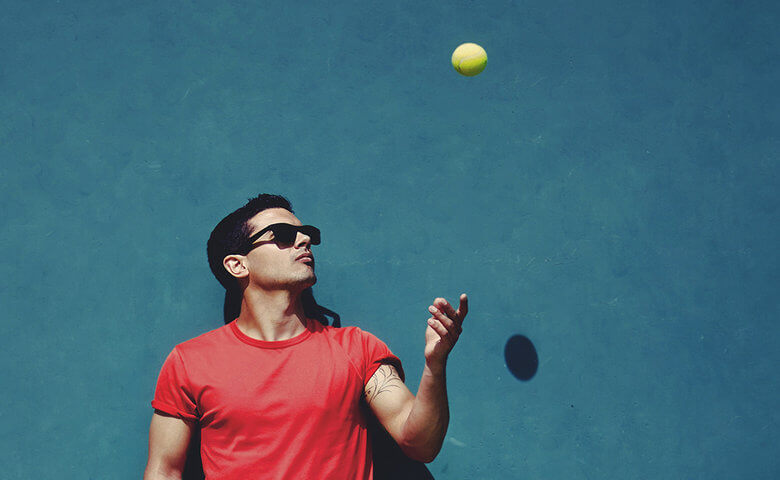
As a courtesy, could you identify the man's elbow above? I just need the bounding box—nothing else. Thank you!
[399,441,442,464]
[143,461,184,480]
[414,450,440,464]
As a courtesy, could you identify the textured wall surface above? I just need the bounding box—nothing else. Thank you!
[1,0,778,478]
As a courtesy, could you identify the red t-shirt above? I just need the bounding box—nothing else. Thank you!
[151,318,404,480]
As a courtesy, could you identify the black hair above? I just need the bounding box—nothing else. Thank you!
[206,194,340,327]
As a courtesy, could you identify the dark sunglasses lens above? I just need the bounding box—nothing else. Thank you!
[270,225,320,245]
[302,226,321,245]
[272,225,298,245]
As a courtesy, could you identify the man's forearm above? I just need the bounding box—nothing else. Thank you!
[395,293,467,462]
[399,361,450,463]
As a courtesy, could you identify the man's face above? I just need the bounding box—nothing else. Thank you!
[240,208,317,291]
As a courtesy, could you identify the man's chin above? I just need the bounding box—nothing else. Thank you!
[299,273,317,289]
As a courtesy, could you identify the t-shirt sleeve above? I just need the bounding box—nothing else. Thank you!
[359,329,405,384]
[150,347,199,421]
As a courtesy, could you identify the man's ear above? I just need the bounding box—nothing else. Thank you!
[223,254,248,279]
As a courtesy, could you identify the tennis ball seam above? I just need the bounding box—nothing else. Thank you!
[456,53,487,73]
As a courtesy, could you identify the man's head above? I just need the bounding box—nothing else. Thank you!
[225,207,318,292]
[207,194,339,327]
[207,194,317,294]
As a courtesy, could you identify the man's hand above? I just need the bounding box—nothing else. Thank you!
[366,293,469,463]
[424,293,468,371]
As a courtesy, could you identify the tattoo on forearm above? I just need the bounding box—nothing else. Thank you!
[365,364,403,405]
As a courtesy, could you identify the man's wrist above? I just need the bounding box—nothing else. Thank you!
[423,358,447,377]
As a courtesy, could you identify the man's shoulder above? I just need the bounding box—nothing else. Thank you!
[318,323,362,338]
[317,323,385,348]
[172,322,232,353]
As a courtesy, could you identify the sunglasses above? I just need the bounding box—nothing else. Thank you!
[243,223,321,252]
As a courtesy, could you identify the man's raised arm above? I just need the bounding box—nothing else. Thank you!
[367,294,469,463]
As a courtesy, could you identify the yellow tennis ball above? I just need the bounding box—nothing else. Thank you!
[452,43,487,76]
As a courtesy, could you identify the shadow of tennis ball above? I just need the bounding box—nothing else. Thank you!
[504,335,539,381]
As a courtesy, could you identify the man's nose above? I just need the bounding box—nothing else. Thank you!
[295,231,312,248]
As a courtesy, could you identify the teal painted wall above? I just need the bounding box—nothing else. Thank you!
[1,0,777,478]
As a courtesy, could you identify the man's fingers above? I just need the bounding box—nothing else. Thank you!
[427,317,452,341]
[432,294,468,325]
[433,298,460,324]
[428,305,462,335]
[457,293,469,321]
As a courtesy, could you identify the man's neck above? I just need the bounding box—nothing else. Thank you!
[235,287,308,342]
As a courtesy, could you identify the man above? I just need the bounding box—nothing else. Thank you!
[144,194,468,479]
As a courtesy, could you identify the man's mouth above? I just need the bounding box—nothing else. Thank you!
[296,253,314,265]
